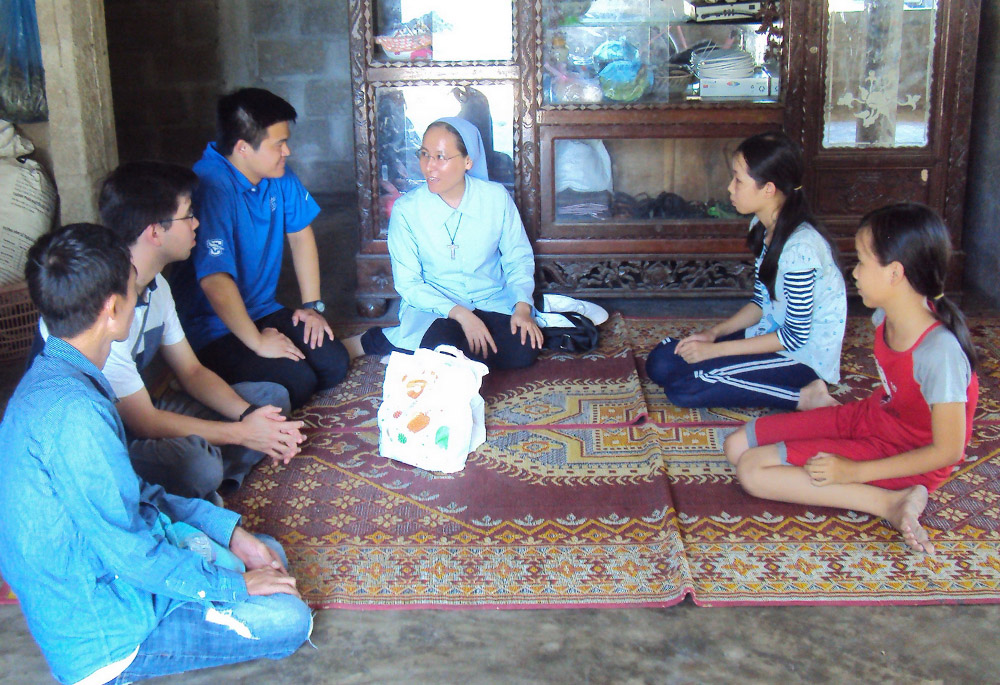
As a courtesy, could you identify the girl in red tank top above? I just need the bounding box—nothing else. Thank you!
[723,203,979,555]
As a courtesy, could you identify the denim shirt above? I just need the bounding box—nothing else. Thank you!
[0,337,248,684]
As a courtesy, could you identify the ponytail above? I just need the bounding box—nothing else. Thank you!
[932,295,978,372]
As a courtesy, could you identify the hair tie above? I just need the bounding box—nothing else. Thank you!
[933,293,945,301]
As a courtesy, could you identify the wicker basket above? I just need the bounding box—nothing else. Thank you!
[0,281,39,364]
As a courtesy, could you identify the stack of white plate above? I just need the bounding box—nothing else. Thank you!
[692,48,756,79]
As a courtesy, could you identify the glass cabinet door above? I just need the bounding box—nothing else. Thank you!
[542,0,781,105]
[375,84,515,229]
[375,0,514,62]
[551,136,744,225]
[822,0,938,148]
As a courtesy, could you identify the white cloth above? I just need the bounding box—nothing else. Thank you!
[71,647,139,685]
[554,139,613,193]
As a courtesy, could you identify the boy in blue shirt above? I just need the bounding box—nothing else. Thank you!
[35,162,306,503]
[171,88,349,409]
[0,224,311,684]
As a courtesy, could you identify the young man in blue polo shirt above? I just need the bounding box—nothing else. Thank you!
[171,87,349,409]
[0,224,311,685]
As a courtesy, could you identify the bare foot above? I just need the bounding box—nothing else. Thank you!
[796,379,841,411]
[886,485,935,554]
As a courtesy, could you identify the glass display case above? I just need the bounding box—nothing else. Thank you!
[822,0,937,148]
[349,0,980,314]
[550,137,742,224]
[805,0,975,250]
[542,1,780,106]
[374,0,514,62]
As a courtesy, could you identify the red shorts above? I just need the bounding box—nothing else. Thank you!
[747,396,953,491]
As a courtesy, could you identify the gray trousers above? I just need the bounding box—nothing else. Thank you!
[128,381,291,499]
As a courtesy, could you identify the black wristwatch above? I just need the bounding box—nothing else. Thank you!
[239,404,260,421]
[302,300,326,313]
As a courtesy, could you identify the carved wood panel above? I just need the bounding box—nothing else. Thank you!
[813,168,930,216]
[941,1,980,240]
[356,255,395,296]
[535,256,756,294]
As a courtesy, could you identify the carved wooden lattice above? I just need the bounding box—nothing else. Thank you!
[535,257,756,293]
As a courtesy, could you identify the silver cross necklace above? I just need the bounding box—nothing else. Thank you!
[444,211,463,259]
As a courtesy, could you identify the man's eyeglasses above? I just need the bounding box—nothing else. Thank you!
[416,150,463,163]
[159,215,196,226]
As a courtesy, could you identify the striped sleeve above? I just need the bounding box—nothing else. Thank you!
[751,276,767,309]
[751,242,769,309]
[777,269,816,351]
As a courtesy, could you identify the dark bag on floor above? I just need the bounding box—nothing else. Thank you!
[540,311,599,353]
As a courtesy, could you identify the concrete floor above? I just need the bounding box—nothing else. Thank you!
[2,200,998,684]
[2,601,1000,684]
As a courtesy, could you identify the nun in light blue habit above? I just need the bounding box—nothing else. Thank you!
[356,116,542,369]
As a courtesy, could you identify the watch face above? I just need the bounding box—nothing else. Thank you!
[310,300,326,313]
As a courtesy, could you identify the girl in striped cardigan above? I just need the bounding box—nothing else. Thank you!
[646,131,846,410]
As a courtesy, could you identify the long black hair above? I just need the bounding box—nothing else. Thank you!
[740,131,837,300]
[860,202,978,370]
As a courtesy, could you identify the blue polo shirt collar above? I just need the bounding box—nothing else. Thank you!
[139,273,158,304]
[202,143,261,195]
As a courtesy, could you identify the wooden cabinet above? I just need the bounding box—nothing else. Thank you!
[349,1,980,316]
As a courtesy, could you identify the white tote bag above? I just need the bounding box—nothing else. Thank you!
[0,120,56,287]
[377,345,489,473]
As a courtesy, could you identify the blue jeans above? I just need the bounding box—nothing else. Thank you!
[110,536,312,684]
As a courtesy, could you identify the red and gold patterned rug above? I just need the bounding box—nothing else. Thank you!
[227,314,692,608]
[630,315,1000,606]
[4,314,1000,608]
[231,427,689,608]
[307,314,648,431]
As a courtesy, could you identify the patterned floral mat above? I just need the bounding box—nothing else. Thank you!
[231,427,688,608]
[229,313,692,608]
[307,313,647,431]
[630,315,1000,605]
[4,315,1000,607]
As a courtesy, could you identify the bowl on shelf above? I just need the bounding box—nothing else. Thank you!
[653,66,694,99]
[376,34,432,61]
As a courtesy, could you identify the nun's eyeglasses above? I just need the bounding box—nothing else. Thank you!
[416,150,462,163]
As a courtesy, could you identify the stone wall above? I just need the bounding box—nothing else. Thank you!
[104,0,354,195]
[963,1,1000,306]
[34,0,117,224]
